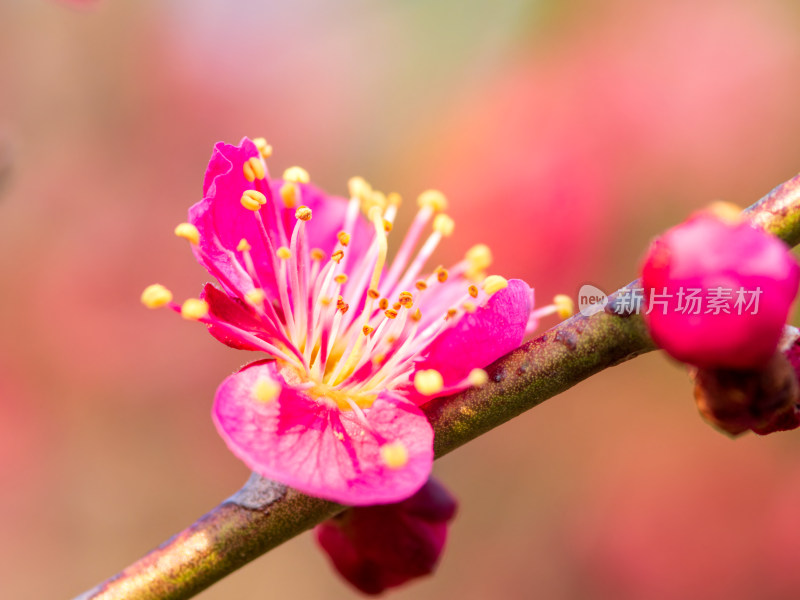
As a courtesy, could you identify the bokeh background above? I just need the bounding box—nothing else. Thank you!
[3,0,800,598]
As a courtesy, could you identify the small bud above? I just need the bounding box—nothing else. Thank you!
[642,212,800,369]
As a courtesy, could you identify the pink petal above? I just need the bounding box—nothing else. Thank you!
[315,477,457,595]
[191,138,267,295]
[200,284,272,351]
[212,361,434,505]
[405,278,532,404]
[190,138,372,301]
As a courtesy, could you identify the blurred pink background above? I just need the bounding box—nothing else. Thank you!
[3,0,800,598]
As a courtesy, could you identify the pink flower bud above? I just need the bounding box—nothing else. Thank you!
[315,477,457,595]
[641,212,800,369]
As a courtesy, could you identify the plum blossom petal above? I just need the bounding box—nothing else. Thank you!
[315,477,457,594]
[191,139,371,299]
[201,284,270,351]
[404,278,532,404]
[212,361,434,505]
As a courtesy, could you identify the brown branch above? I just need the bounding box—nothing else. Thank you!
[74,173,800,600]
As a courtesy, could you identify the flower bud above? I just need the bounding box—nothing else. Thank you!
[641,212,800,369]
[315,477,457,594]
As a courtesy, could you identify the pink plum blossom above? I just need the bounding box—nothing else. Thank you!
[641,208,800,370]
[143,137,542,505]
[315,476,457,595]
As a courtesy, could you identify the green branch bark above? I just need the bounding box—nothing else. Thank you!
[75,173,800,600]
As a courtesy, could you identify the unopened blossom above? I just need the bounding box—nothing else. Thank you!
[641,206,800,370]
[315,477,457,594]
[143,137,555,505]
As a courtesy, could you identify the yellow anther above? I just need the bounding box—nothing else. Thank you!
[240,190,266,213]
[415,280,428,291]
[708,201,744,225]
[468,368,489,386]
[362,190,387,215]
[331,250,344,264]
[283,166,310,184]
[245,288,266,306]
[174,222,200,245]
[414,369,444,396]
[240,193,262,211]
[392,302,402,311]
[277,246,291,260]
[339,303,350,315]
[386,335,397,344]
[252,137,273,159]
[380,442,408,469]
[253,378,280,403]
[387,192,402,207]
[462,301,476,313]
[399,291,413,304]
[373,191,388,211]
[411,308,422,322]
[446,308,458,319]
[295,205,312,221]
[320,297,332,306]
[466,244,493,277]
[367,289,381,299]
[244,189,267,205]
[417,189,448,212]
[385,309,398,319]
[280,182,297,208]
[372,353,387,365]
[337,231,351,247]
[554,294,575,319]
[242,157,265,182]
[383,219,393,233]
[468,285,479,298]
[237,238,252,252]
[334,274,348,285]
[379,298,389,310]
[181,298,209,320]
[311,248,326,261]
[141,284,173,309]
[380,442,409,469]
[433,214,455,237]
[362,325,374,336]
[436,267,449,283]
[348,176,372,201]
[482,275,508,295]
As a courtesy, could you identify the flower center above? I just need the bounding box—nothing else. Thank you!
[150,145,527,407]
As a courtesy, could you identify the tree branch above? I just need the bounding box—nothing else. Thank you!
[74,173,800,600]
